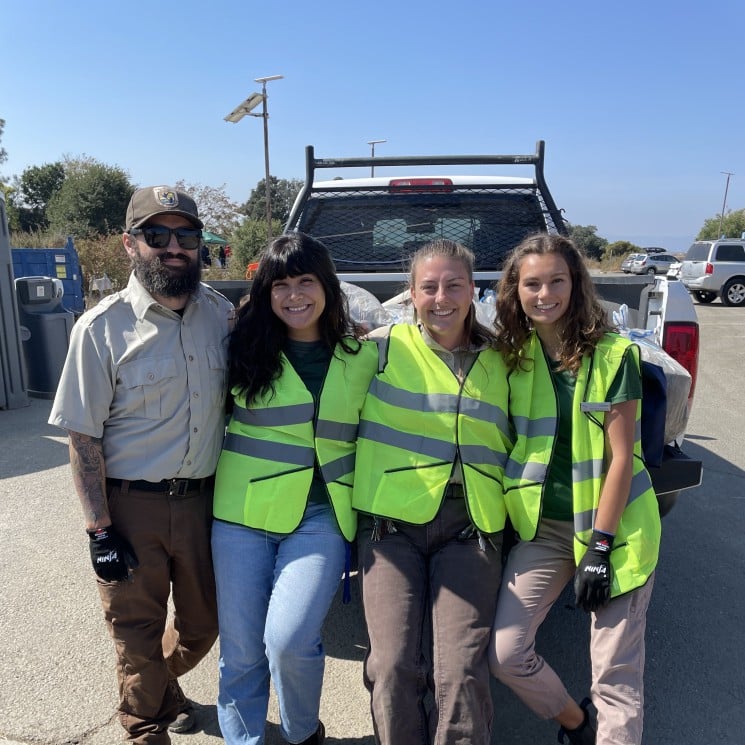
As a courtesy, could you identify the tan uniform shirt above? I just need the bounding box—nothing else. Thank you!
[49,273,233,481]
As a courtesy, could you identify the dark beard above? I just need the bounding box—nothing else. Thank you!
[133,252,201,298]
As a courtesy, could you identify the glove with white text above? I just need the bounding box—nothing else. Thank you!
[574,530,614,613]
[87,526,139,582]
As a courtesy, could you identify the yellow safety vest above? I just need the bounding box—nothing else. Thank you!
[506,332,661,596]
[352,324,511,532]
[213,341,378,541]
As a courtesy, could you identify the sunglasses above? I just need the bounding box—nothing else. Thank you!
[129,225,202,250]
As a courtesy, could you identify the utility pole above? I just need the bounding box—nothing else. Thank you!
[367,139,386,177]
[719,171,734,238]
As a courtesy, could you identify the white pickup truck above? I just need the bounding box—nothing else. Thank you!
[210,141,702,514]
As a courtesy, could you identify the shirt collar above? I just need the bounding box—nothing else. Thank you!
[417,323,488,354]
[127,273,203,321]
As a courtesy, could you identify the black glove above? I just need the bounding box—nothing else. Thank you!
[574,530,614,613]
[87,526,139,582]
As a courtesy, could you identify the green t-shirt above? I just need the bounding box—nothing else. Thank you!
[542,347,643,521]
[283,339,333,504]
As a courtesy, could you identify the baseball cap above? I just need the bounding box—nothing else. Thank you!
[125,186,204,230]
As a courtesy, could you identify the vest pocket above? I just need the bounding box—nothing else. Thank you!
[243,467,312,532]
[366,464,451,523]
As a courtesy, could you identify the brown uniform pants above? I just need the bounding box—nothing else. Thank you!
[97,481,218,744]
[359,496,503,745]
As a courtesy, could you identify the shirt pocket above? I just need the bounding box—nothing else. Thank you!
[118,356,179,419]
[206,346,228,407]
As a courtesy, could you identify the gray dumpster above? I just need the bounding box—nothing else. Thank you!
[15,276,75,399]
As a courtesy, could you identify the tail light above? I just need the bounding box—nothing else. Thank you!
[705,263,714,274]
[388,178,453,193]
[662,322,699,407]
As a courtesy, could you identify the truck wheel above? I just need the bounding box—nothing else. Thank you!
[721,278,745,307]
[693,291,716,304]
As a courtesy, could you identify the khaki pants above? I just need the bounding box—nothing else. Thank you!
[489,518,654,745]
[359,498,503,745]
[97,482,219,744]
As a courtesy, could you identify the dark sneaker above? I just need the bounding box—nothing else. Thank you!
[168,702,196,734]
[557,698,596,744]
[166,678,196,734]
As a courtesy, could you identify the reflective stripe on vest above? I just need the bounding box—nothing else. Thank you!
[352,324,511,532]
[505,332,661,597]
[214,341,378,541]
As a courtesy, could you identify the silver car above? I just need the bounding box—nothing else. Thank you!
[630,253,679,275]
[621,253,645,273]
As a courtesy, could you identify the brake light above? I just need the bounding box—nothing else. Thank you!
[705,263,713,274]
[388,178,454,193]
[662,322,699,407]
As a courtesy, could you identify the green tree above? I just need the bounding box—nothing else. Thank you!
[568,223,608,261]
[46,156,134,236]
[12,162,65,232]
[605,240,642,258]
[173,180,242,236]
[230,217,283,271]
[241,177,303,226]
[0,118,7,174]
[697,208,745,240]
[0,119,10,211]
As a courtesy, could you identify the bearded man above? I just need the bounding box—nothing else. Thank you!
[50,186,234,744]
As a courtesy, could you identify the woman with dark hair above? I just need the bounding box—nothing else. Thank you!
[211,232,377,745]
[353,239,512,745]
[489,233,661,745]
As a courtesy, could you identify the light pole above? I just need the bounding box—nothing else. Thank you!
[224,74,284,241]
[367,139,386,176]
[718,171,734,238]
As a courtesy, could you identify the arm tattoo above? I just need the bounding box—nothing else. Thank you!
[68,431,110,530]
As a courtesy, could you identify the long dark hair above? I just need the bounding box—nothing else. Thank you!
[228,232,361,403]
[410,238,497,348]
[495,233,611,373]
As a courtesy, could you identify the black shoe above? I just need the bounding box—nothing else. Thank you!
[166,678,196,734]
[292,721,325,745]
[557,698,596,745]
[168,704,196,734]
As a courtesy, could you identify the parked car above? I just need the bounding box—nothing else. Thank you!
[621,253,646,273]
[631,253,679,275]
[679,238,745,306]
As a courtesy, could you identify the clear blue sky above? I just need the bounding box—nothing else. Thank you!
[2,0,744,251]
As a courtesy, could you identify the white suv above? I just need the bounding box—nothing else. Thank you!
[680,239,745,306]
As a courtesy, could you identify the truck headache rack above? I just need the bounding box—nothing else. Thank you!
[286,141,567,272]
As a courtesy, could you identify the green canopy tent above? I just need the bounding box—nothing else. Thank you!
[201,231,228,245]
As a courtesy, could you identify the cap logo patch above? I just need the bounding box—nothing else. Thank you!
[154,188,178,208]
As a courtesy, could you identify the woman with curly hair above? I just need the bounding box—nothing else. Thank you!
[489,233,661,745]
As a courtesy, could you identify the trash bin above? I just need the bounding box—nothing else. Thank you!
[15,276,75,399]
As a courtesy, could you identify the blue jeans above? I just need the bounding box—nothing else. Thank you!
[212,503,346,745]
